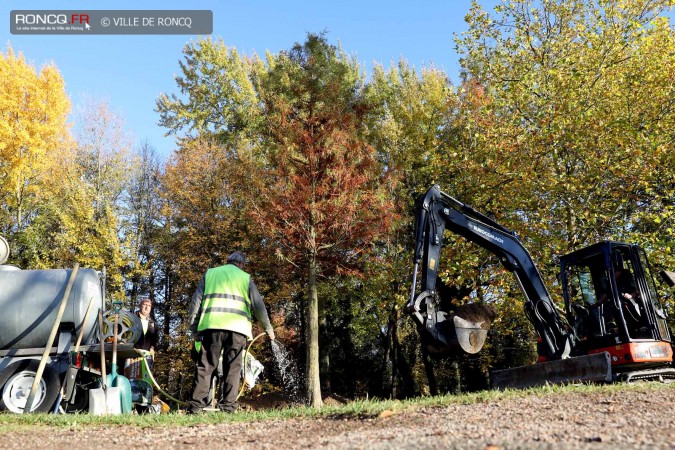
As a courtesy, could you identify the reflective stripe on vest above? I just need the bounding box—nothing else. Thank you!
[197,264,252,338]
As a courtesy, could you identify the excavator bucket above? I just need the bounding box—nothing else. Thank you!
[424,303,497,356]
[459,316,489,353]
[450,303,497,353]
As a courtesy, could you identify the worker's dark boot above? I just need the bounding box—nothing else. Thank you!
[218,401,238,413]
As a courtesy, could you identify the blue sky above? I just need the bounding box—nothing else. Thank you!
[3,1,498,159]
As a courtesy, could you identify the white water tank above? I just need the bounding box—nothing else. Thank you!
[0,268,103,350]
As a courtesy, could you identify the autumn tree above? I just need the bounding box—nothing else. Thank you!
[457,0,675,255]
[66,98,137,298]
[74,99,135,213]
[158,137,251,304]
[245,34,397,406]
[156,41,261,145]
[0,47,113,273]
[0,48,134,291]
[0,46,71,237]
[366,62,463,396]
[366,58,532,394]
[121,141,164,308]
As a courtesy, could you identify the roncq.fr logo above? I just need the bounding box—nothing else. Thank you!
[14,13,90,26]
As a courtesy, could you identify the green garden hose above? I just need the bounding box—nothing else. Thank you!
[141,355,187,406]
[236,332,267,400]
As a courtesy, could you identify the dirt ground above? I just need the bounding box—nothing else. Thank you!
[1,385,673,450]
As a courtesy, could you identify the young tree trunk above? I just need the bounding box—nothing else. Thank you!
[451,360,462,394]
[14,188,23,231]
[421,344,438,396]
[389,305,401,398]
[382,306,395,398]
[306,251,323,408]
[162,268,172,339]
[392,308,417,398]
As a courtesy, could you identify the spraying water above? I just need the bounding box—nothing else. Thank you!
[270,340,304,402]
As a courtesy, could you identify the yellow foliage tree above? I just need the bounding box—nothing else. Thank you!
[0,46,72,234]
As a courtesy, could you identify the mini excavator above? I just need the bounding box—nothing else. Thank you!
[406,185,675,388]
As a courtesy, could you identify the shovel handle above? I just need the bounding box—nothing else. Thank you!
[74,297,96,352]
[98,310,107,387]
[24,264,79,413]
[112,314,119,366]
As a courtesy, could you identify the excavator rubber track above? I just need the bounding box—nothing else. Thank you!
[619,367,675,383]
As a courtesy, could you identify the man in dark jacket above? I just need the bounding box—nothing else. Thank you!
[135,297,158,352]
[187,252,275,414]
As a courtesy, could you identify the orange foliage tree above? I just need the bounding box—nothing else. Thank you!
[239,34,396,406]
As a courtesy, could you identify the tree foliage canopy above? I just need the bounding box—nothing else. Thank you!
[0,46,71,235]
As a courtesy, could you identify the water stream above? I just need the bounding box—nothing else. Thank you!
[270,340,304,402]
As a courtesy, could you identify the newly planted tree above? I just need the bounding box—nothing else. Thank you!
[242,35,395,407]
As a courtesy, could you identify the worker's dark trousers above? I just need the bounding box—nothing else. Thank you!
[189,329,247,413]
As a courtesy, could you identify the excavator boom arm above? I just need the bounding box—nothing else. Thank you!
[409,185,573,359]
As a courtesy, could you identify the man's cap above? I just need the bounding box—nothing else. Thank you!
[227,251,248,265]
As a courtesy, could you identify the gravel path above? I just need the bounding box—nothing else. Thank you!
[1,385,673,449]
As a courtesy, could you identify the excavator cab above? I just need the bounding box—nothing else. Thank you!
[561,242,673,371]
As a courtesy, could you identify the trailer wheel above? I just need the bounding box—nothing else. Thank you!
[0,360,60,413]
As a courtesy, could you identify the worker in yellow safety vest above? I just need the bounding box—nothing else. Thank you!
[187,251,275,413]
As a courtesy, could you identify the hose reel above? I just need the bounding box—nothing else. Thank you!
[102,309,143,345]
